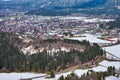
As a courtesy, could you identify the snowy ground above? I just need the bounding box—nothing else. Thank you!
[105,76,120,80]
[99,60,120,69]
[0,73,46,80]
[103,44,120,60]
[68,34,111,44]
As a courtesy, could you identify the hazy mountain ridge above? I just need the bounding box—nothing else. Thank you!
[0,0,105,11]
[0,0,120,16]
[27,0,120,16]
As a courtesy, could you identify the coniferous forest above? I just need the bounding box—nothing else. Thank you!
[0,32,103,72]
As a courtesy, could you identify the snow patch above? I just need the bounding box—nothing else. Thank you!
[105,76,120,80]
[69,34,111,44]
[103,44,120,60]
[99,60,120,69]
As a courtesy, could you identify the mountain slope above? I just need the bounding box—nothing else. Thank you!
[0,0,120,17]
[27,0,120,16]
[0,0,105,11]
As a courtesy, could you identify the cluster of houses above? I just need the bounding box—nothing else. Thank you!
[0,15,119,43]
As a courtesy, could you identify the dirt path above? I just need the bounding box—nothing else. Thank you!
[56,65,80,74]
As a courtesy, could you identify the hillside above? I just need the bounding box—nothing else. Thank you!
[0,32,103,72]
[1,0,120,16]
[0,0,91,11]
[27,0,120,16]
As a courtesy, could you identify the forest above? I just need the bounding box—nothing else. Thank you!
[0,32,103,72]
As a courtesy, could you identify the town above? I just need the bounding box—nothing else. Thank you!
[0,14,119,40]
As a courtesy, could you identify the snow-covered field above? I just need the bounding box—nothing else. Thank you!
[0,72,71,80]
[0,73,46,80]
[106,76,120,80]
[103,44,120,60]
[68,34,111,44]
[99,60,120,69]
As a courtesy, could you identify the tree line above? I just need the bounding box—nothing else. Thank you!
[59,66,116,80]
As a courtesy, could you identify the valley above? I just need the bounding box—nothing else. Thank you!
[0,0,120,80]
